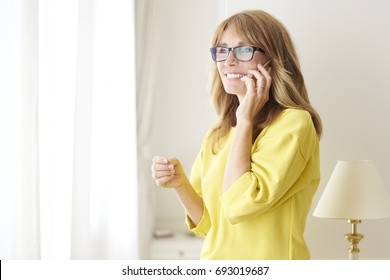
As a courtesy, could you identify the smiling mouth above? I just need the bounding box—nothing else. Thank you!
[225,73,248,78]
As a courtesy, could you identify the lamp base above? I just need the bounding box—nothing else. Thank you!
[348,251,359,260]
[344,219,364,260]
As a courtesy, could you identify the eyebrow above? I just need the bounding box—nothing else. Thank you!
[217,42,248,47]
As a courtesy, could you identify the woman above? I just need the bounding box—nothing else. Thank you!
[151,10,322,260]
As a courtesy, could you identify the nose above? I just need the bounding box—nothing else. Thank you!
[224,50,237,66]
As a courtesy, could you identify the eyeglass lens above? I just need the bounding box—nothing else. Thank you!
[211,46,255,62]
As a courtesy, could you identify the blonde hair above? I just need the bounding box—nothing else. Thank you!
[209,10,322,153]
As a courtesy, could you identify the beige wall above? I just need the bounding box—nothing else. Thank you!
[147,0,390,259]
[149,0,219,234]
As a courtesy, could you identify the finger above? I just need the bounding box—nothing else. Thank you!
[167,157,180,166]
[240,75,256,90]
[152,156,174,173]
[248,69,265,89]
[155,175,174,187]
[247,66,272,91]
[151,162,174,172]
[257,63,272,82]
[153,156,169,164]
[152,169,175,180]
[248,75,265,93]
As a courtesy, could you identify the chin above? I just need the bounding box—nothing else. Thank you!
[223,86,245,96]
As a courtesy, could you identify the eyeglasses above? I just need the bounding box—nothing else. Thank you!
[210,46,264,62]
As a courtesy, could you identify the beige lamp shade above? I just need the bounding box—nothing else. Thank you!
[313,160,390,220]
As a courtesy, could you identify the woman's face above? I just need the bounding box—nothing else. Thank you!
[216,28,269,101]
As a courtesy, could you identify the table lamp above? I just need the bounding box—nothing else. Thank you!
[313,160,390,260]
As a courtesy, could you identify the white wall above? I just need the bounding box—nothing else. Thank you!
[149,0,219,232]
[147,0,390,259]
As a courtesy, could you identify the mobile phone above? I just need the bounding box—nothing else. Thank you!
[262,60,271,68]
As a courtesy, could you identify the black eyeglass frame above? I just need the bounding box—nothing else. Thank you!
[210,46,265,62]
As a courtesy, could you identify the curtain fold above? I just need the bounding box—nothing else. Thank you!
[135,0,161,259]
[0,0,40,260]
[71,0,95,259]
[19,0,40,259]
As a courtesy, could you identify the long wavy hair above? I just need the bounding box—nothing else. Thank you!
[209,10,322,153]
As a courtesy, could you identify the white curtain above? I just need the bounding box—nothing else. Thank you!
[0,0,40,259]
[135,0,161,260]
[0,0,138,260]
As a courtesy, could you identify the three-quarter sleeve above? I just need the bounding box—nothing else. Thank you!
[220,110,318,225]
[185,137,212,238]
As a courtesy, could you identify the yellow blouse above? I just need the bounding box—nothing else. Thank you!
[186,109,320,259]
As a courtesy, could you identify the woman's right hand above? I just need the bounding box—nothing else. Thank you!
[237,63,272,123]
[151,156,186,188]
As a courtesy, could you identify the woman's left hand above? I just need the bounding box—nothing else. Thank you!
[238,63,272,123]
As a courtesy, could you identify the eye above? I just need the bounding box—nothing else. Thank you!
[216,47,228,54]
[238,46,253,54]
